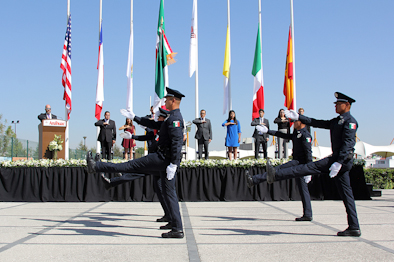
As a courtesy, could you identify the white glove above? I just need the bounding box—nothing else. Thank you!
[120,109,135,120]
[120,131,132,139]
[284,109,299,120]
[166,163,177,180]
[329,162,342,178]
[304,175,312,184]
[256,125,268,134]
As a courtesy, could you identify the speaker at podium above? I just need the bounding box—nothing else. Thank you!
[38,119,67,159]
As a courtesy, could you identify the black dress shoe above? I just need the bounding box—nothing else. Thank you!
[295,216,313,221]
[337,228,361,237]
[114,173,123,177]
[160,223,172,230]
[266,160,276,184]
[245,170,254,188]
[86,151,97,174]
[161,230,184,238]
[156,216,170,222]
[100,173,112,190]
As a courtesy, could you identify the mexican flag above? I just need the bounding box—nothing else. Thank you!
[154,0,176,117]
[252,23,264,120]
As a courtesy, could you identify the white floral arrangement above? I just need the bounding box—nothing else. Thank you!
[180,158,289,168]
[48,135,63,152]
[0,158,365,168]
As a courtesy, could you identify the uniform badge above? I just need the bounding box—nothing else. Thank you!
[306,137,311,143]
[297,133,302,138]
[338,118,344,125]
[349,123,356,129]
[173,121,181,127]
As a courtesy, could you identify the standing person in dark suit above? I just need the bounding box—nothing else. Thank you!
[246,119,313,221]
[250,92,361,237]
[37,104,57,120]
[298,108,311,134]
[95,111,116,160]
[251,109,269,159]
[86,87,185,239]
[193,109,212,159]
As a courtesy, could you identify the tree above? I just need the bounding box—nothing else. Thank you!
[135,147,145,159]
[76,140,88,151]
[113,144,123,158]
[1,126,14,157]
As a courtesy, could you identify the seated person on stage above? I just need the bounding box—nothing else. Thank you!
[38,104,57,120]
[245,119,313,221]
[246,92,361,237]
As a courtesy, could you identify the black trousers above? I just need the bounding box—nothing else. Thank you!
[295,177,312,218]
[197,139,209,159]
[95,153,183,231]
[101,141,113,160]
[254,157,359,230]
[109,173,170,219]
[254,136,267,159]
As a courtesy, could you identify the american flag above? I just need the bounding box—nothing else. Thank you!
[60,15,72,120]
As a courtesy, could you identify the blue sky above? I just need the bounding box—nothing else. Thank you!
[0,0,393,152]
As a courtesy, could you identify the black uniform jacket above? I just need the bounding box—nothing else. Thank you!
[299,111,358,165]
[135,108,184,166]
[268,127,312,164]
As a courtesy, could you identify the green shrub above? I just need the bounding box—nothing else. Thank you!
[364,168,394,189]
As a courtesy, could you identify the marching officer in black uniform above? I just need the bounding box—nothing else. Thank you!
[86,87,185,239]
[245,119,314,221]
[256,92,360,237]
[100,107,171,224]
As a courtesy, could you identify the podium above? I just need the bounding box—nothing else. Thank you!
[38,120,67,159]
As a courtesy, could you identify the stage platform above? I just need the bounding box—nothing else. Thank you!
[0,166,370,202]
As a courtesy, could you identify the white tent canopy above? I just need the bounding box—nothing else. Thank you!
[354,141,394,158]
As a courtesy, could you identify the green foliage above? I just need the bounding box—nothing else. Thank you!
[364,168,394,189]
[113,144,123,158]
[134,147,145,159]
[76,140,88,152]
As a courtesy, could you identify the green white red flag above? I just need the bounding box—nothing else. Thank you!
[252,23,264,120]
[154,0,176,116]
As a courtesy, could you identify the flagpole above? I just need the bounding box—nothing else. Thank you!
[130,0,133,111]
[227,0,232,111]
[96,0,102,154]
[194,0,199,159]
[290,0,296,110]
[64,0,70,160]
[258,0,262,82]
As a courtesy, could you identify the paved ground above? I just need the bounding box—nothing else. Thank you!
[0,190,393,261]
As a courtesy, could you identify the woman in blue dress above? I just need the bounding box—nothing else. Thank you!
[222,110,241,160]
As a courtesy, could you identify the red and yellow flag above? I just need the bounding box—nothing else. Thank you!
[283,27,294,111]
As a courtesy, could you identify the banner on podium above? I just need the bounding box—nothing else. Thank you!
[42,120,67,127]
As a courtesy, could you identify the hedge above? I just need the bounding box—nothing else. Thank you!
[364,168,394,189]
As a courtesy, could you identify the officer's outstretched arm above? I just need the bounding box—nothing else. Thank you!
[267,130,292,140]
[299,115,331,130]
[135,116,162,130]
